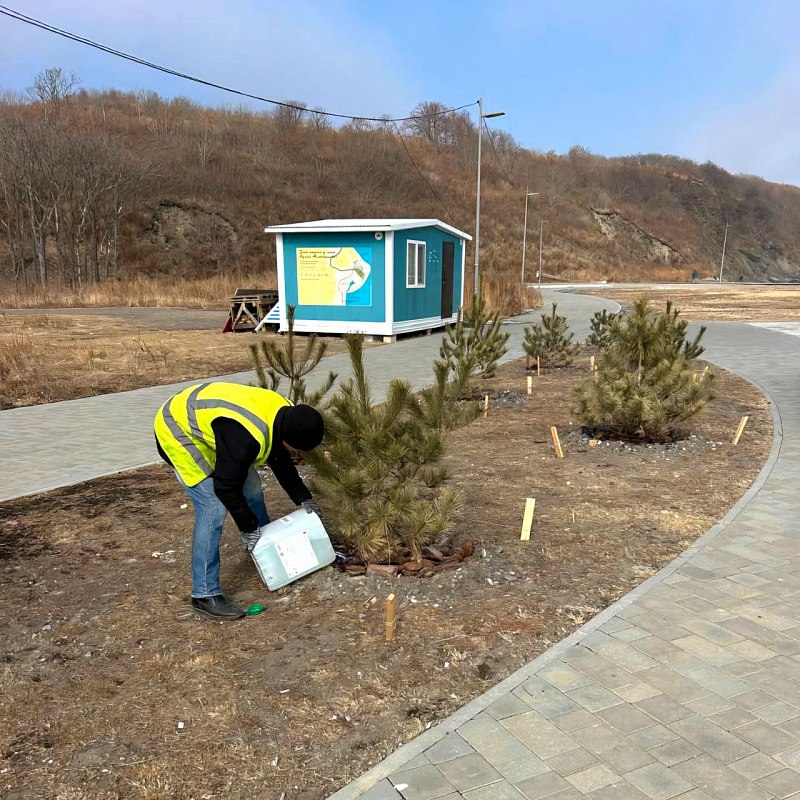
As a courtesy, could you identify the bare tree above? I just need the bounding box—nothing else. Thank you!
[273,101,307,130]
[308,108,330,132]
[196,129,217,167]
[27,67,80,117]
[404,101,449,148]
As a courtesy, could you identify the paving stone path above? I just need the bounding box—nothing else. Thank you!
[329,316,800,799]
[3,292,800,800]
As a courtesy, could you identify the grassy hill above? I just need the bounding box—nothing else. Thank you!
[2,86,800,309]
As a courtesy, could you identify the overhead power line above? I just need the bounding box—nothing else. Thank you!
[483,118,517,189]
[0,5,477,123]
[391,121,453,221]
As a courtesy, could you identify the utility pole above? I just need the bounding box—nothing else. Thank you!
[521,190,539,286]
[538,219,547,293]
[473,97,505,295]
[718,221,731,282]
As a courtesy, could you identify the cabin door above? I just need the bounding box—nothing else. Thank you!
[441,242,454,318]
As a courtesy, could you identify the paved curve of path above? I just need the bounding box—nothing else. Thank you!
[0,291,617,502]
[329,303,800,799]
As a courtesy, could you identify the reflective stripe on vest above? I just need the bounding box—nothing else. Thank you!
[160,393,214,479]
[154,383,290,487]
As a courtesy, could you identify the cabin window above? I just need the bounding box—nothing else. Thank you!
[406,241,426,288]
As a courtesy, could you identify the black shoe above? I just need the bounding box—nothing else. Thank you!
[191,595,245,620]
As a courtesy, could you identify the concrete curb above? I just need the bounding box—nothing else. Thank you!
[327,362,784,799]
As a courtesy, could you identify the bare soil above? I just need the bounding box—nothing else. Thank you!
[584,284,800,321]
[0,313,349,410]
[0,354,771,800]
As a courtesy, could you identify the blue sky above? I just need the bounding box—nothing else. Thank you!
[2,1,799,185]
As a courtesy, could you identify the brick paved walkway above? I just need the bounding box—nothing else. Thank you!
[328,320,800,799]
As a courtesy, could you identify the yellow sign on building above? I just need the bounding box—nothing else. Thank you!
[296,247,372,306]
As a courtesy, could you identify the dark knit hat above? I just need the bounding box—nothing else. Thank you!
[281,404,324,451]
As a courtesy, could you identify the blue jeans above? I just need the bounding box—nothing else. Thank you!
[177,468,270,598]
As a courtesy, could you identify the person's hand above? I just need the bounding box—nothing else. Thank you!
[240,528,261,552]
[301,499,323,519]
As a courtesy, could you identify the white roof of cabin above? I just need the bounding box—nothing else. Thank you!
[264,218,472,240]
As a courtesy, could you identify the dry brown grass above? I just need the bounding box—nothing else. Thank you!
[0,274,273,310]
[463,275,543,316]
[585,284,800,321]
[0,319,36,382]
[554,263,694,283]
[0,313,349,409]
[1,272,539,319]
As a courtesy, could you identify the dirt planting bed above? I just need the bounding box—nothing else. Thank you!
[0,355,772,800]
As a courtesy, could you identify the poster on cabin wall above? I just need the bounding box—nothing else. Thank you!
[296,246,372,306]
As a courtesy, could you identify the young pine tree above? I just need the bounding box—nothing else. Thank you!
[523,303,578,367]
[439,292,510,394]
[586,308,620,348]
[305,335,461,563]
[417,358,482,432]
[573,297,713,442]
[249,305,337,407]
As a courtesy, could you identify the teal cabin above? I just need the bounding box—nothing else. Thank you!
[263,219,471,340]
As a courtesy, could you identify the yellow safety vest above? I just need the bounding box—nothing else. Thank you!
[154,382,291,487]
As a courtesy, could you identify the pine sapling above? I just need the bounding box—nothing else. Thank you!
[523,303,578,368]
[439,292,509,395]
[573,296,714,442]
[249,304,337,406]
[586,308,620,348]
[417,358,482,432]
[306,335,461,563]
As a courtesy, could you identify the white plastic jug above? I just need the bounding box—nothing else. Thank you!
[251,508,335,591]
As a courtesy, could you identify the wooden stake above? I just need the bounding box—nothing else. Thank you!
[385,594,397,641]
[526,354,531,370]
[520,498,536,541]
[323,450,332,461]
[526,375,533,396]
[590,355,595,373]
[732,415,749,446]
[483,394,490,418]
[550,426,564,459]
[536,356,540,377]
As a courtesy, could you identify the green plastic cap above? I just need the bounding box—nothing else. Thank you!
[246,603,266,616]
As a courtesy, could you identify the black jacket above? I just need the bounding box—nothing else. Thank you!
[157,406,311,532]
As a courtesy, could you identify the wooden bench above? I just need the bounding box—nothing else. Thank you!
[225,289,278,332]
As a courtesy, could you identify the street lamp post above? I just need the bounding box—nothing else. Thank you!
[718,221,731,283]
[538,219,547,293]
[521,190,539,286]
[473,97,505,295]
